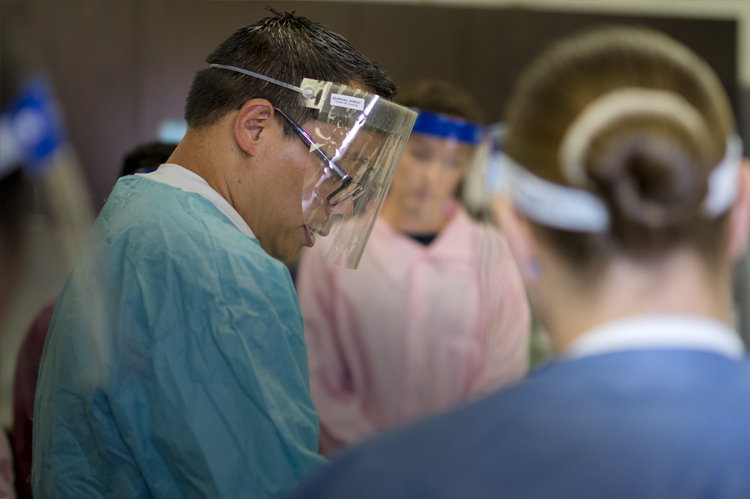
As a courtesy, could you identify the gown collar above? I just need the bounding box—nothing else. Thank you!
[369,200,476,283]
[137,163,256,240]
[566,314,745,360]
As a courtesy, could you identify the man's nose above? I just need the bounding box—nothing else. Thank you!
[326,195,355,217]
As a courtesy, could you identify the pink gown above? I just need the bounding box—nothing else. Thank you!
[297,202,530,457]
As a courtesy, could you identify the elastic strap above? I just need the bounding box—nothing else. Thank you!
[209,64,316,99]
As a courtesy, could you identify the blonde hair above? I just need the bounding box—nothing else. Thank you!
[503,26,736,274]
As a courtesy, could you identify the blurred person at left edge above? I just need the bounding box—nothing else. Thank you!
[32,9,415,499]
[10,141,176,499]
[2,52,67,499]
[0,100,33,499]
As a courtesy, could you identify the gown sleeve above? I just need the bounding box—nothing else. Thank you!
[108,244,326,498]
[296,247,378,457]
[0,431,15,499]
[469,228,530,396]
[33,215,325,498]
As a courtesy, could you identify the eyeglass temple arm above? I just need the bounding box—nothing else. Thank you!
[274,108,353,183]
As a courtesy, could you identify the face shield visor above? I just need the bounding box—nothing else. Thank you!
[479,123,508,224]
[210,64,417,269]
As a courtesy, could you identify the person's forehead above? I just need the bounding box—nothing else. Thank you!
[308,121,384,149]
[409,132,475,150]
[348,128,384,149]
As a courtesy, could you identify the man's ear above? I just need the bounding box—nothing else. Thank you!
[233,99,274,156]
[728,158,750,261]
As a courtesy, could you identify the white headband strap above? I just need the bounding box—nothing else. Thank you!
[501,153,609,232]
[502,134,742,232]
[559,88,708,187]
[704,134,743,216]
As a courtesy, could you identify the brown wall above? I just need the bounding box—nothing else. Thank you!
[1,1,737,210]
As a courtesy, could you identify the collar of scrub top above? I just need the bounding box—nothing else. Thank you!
[565,315,745,360]
[137,163,256,239]
[210,63,365,206]
[411,110,483,145]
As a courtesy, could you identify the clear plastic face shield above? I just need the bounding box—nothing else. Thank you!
[476,123,507,224]
[210,64,417,269]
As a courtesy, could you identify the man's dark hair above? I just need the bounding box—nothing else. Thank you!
[185,9,397,137]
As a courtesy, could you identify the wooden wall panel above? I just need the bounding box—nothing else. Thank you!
[1,1,737,210]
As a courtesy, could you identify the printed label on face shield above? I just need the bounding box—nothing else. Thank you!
[330,94,365,111]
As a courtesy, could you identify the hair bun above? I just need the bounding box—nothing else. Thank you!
[559,88,715,229]
[590,126,709,228]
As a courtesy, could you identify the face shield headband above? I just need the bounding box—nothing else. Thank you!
[210,64,417,268]
[500,87,743,232]
[411,111,483,145]
[501,134,743,233]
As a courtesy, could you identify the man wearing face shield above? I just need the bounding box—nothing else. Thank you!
[296,80,530,457]
[32,10,415,499]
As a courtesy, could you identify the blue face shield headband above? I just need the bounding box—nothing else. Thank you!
[411,111,483,145]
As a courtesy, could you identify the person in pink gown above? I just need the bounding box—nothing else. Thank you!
[296,80,530,457]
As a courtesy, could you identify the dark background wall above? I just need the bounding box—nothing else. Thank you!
[1,1,737,211]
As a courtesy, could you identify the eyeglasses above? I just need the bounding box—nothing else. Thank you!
[275,108,366,206]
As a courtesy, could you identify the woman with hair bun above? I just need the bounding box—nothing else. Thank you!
[290,26,750,498]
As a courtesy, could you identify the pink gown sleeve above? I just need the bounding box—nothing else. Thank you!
[296,248,377,457]
[469,229,531,396]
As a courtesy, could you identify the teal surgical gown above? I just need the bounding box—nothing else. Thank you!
[32,171,326,498]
